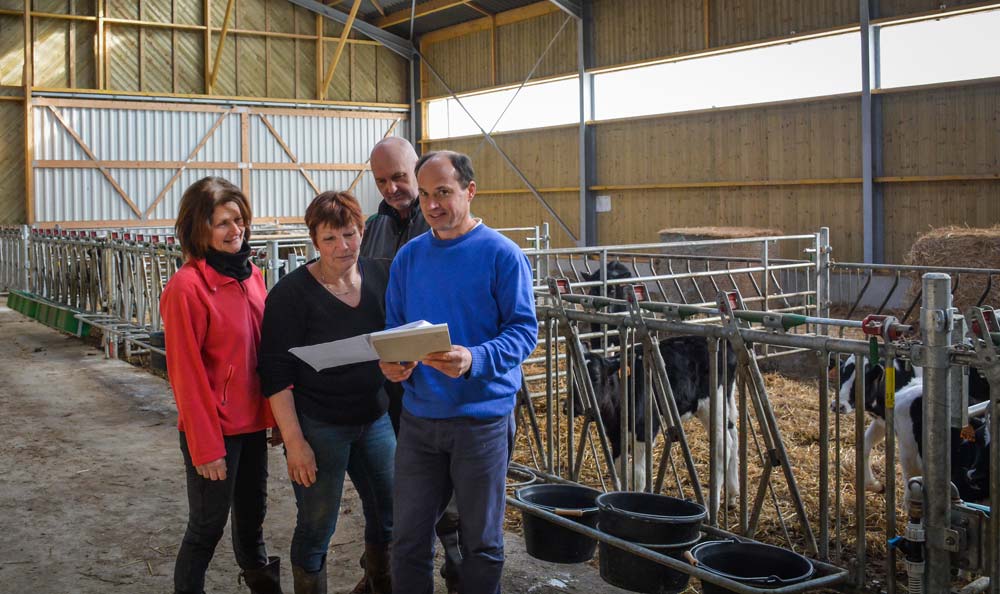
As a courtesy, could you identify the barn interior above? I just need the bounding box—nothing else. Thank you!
[1,1,999,593]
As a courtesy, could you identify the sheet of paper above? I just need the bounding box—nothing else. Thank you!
[289,334,379,372]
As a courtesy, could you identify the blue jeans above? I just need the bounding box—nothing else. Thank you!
[392,409,515,594]
[290,412,396,572]
[175,430,269,594]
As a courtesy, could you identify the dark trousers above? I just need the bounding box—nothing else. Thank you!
[174,430,269,594]
[385,382,462,580]
[391,409,515,594]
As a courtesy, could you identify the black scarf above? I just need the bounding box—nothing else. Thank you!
[205,241,253,281]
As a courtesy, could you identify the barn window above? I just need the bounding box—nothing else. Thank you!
[425,77,580,140]
[593,32,862,121]
[878,8,1000,89]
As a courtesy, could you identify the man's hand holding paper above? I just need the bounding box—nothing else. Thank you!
[421,345,472,378]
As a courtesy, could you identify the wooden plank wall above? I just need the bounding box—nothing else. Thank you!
[878,0,989,18]
[881,81,1000,261]
[424,128,580,245]
[0,101,25,225]
[0,0,410,224]
[419,0,1000,261]
[0,0,406,101]
[421,0,863,94]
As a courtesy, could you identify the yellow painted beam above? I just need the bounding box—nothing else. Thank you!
[96,0,105,89]
[24,0,33,224]
[208,0,236,94]
[321,0,362,99]
[203,0,211,93]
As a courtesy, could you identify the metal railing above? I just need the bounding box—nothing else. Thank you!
[513,271,999,593]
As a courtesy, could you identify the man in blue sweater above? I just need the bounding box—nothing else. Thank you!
[379,151,538,594]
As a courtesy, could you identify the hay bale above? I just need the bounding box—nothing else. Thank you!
[657,226,784,307]
[904,225,1000,312]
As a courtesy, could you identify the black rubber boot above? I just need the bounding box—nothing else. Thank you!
[240,556,284,594]
[438,530,462,594]
[349,551,369,594]
[292,559,327,594]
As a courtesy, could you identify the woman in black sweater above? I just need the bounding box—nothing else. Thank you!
[258,191,394,594]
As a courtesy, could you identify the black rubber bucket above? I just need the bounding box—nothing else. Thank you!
[691,539,815,593]
[148,331,167,374]
[516,484,602,563]
[596,492,706,545]
[598,535,699,594]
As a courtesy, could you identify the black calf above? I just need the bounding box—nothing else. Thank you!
[581,336,740,505]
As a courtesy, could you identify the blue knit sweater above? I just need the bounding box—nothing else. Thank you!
[385,223,538,419]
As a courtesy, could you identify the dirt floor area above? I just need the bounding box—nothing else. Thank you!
[0,299,630,594]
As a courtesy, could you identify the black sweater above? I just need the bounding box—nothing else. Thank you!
[258,258,390,425]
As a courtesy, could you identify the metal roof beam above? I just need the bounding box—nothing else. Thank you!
[547,0,581,19]
[287,0,415,58]
[375,0,470,28]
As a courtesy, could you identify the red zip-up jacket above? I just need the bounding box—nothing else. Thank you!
[160,258,274,466]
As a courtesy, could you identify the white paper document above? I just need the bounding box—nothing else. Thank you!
[289,320,452,372]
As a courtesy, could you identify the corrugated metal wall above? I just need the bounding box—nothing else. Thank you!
[32,100,408,225]
[0,0,411,226]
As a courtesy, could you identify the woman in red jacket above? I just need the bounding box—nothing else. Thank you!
[160,177,282,594]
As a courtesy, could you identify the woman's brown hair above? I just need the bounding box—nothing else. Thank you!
[174,176,252,259]
[304,191,365,242]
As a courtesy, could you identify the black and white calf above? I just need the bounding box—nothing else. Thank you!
[582,336,740,507]
[831,355,991,501]
[580,261,634,351]
[892,381,991,502]
[830,355,921,494]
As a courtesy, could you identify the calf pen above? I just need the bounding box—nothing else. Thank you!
[2,224,999,593]
[513,231,1000,594]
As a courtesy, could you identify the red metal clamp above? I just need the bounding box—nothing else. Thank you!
[862,314,905,342]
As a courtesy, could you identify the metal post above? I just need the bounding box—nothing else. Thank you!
[818,350,830,561]
[267,239,281,290]
[708,336,722,525]
[409,53,421,149]
[818,227,831,324]
[854,354,867,587]
[20,225,30,291]
[921,272,954,593]
[860,0,884,263]
[576,0,595,247]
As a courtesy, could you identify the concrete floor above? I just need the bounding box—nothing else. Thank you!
[0,298,630,594]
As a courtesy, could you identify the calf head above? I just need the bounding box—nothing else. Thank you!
[830,354,886,416]
[581,260,634,299]
[564,352,622,418]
